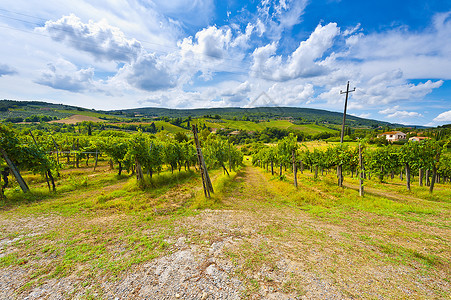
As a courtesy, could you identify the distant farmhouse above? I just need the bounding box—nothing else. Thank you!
[409,136,430,142]
[378,131,407,142]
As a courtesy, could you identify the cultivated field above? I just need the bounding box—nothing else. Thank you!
[0,158,449,299]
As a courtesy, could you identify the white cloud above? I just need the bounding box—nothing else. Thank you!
[267,82,314,105]
[113,53,176,92]
[35,59,98,92]
[257,0,309,41]
[351,113,371,119]
[379,105,423,119]
[219,81,251,102]
[37,14,143,62]
[179,26,232,60]
[0,64,17,77]
[251,23,339,81]
[344,11,451,79]
[433,110,451,122]
[231,23,254,48]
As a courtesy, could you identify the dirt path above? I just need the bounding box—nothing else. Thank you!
[0,165,449,299]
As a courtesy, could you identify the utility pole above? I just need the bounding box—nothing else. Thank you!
[337,81,356,187]
[340,81,356,143]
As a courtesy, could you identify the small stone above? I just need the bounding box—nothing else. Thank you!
[201,291,209,299]
[175,293,180,298]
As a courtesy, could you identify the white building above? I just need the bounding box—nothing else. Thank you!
[378,131,407,142]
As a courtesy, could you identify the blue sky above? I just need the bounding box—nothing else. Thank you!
[0,0,450,126]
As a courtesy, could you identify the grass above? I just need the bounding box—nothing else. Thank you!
[1,158,449,298]
[54,109,113,119]
[191,118,338,135]
[0,160,244,296]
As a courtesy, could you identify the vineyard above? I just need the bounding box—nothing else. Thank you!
[252,134,451,193]
[0,124,450,299]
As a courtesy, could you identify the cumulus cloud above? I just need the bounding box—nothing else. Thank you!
[357,71,443,106]
[379,105,423,119]
[257,0,308,41]
[251,23,340,81]
[344,11,451,79]
[35,59,97,92]
[219,81,251,102]
[267,82,314,105]
[433,110,451,122]
[179,26,232,60]
[37,14,142,62]
[0,64,17,77]
[176,25,252,80]
[351,113,371,119]
[114,53,176,91]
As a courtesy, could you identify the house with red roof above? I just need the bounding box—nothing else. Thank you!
[378,131,407,142]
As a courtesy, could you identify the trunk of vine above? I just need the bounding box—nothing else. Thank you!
[337,165,343,187]
[45,173,51,191]
[94,150,98,171]
[136,160,143,181]
[0,149,29,193]
[222,164,230,176]
[315,166,318,179]
[430,166,437,193]
[1,168,9,197]
[118,161,122,176]
[419,168,423,186]
[279,164,282,177]
[271,161,274,175]
[47,170,55,191]
[405,164,411,191]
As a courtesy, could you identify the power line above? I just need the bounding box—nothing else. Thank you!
[0,8,48,21]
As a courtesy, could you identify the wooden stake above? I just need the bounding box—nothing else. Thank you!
[192,125,213,197]
[0,148,29,193]
[292,150,297,188]
[359,144,364,197]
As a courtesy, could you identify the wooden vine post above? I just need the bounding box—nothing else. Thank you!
[292,149,297,188]
[359,144,364,197]
[0,148,29,193]
[192,125,213,198]
[29,131,55,191]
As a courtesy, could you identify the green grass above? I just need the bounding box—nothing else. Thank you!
[152,121,189,133]
[191,118,338,135]
[54,109,113,119]
[1,158,449,298]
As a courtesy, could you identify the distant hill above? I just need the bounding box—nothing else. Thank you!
[112,106,400,128]
[0,99,414,128]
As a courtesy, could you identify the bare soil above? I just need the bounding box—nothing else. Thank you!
[49,115,103,124]
[0,165,449,299]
